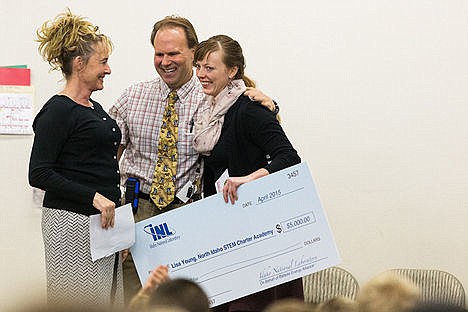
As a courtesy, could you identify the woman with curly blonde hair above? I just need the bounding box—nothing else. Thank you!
[29,9,123,308]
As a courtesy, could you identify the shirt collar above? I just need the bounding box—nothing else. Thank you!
[161,72,199,105]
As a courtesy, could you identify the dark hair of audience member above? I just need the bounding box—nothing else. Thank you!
[148,278,210,312]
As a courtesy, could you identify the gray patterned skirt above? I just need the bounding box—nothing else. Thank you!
[42,207,123,308]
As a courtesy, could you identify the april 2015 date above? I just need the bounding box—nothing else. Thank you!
[257,189,282,204]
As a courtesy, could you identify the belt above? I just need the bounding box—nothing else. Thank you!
[139,192,201,204]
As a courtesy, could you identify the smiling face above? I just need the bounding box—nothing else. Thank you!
[195,50,238,98]
[78,42,111,92]
[153,27,194,90]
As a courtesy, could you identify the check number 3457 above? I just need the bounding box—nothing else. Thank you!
[287,169,299,179]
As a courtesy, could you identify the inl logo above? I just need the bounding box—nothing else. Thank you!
[144,223,175,241]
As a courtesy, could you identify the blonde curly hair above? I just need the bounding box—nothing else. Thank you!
[36,9,112,78]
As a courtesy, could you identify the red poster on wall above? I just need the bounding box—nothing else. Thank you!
[0,67,31,86]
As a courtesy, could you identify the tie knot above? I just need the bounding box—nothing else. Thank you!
[168,91,178,103]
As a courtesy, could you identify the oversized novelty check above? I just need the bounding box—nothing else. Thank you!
[131,162,340,307]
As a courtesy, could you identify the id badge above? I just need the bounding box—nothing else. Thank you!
[176,180,197,203]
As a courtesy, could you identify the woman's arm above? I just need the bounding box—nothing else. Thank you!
[223,168,269,204]
[28,101,115,228]
[29,103,96,203]
[222,101,300,204]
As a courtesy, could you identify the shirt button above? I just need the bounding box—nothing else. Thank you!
[103,117,107,121]
[112,128,116,132]
[113,155,117,159]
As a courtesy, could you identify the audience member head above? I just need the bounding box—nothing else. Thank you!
[263,298,315,312]
[410,303,468,312]
[150,16,198,90]
[357,273,420,312]
[36,8,112,79]
[194,34,256,94]
[316,296,357,312]
[148,278,210,312]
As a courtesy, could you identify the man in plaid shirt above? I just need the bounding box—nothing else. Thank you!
[110,16,275,303]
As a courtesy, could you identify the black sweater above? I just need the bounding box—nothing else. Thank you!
[204,95,300,196]
[29,95,121,216]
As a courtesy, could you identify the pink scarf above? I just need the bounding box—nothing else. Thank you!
[193,79,246,155]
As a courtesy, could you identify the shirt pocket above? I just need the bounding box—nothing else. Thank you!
[178,120,197,156]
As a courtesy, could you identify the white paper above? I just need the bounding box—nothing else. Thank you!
[215,169,229,193]
[131,162,341,307]
[0,85,34,135]
[90,203,135,262]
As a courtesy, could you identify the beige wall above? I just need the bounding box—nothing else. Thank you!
[1,0,467,309]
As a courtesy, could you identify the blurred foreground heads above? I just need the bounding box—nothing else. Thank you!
[148,278,210,312]
[356,272,420,312]
[263,298,315,312]
[128,265,209,312]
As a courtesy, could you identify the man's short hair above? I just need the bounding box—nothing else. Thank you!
[150,15,198,49]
